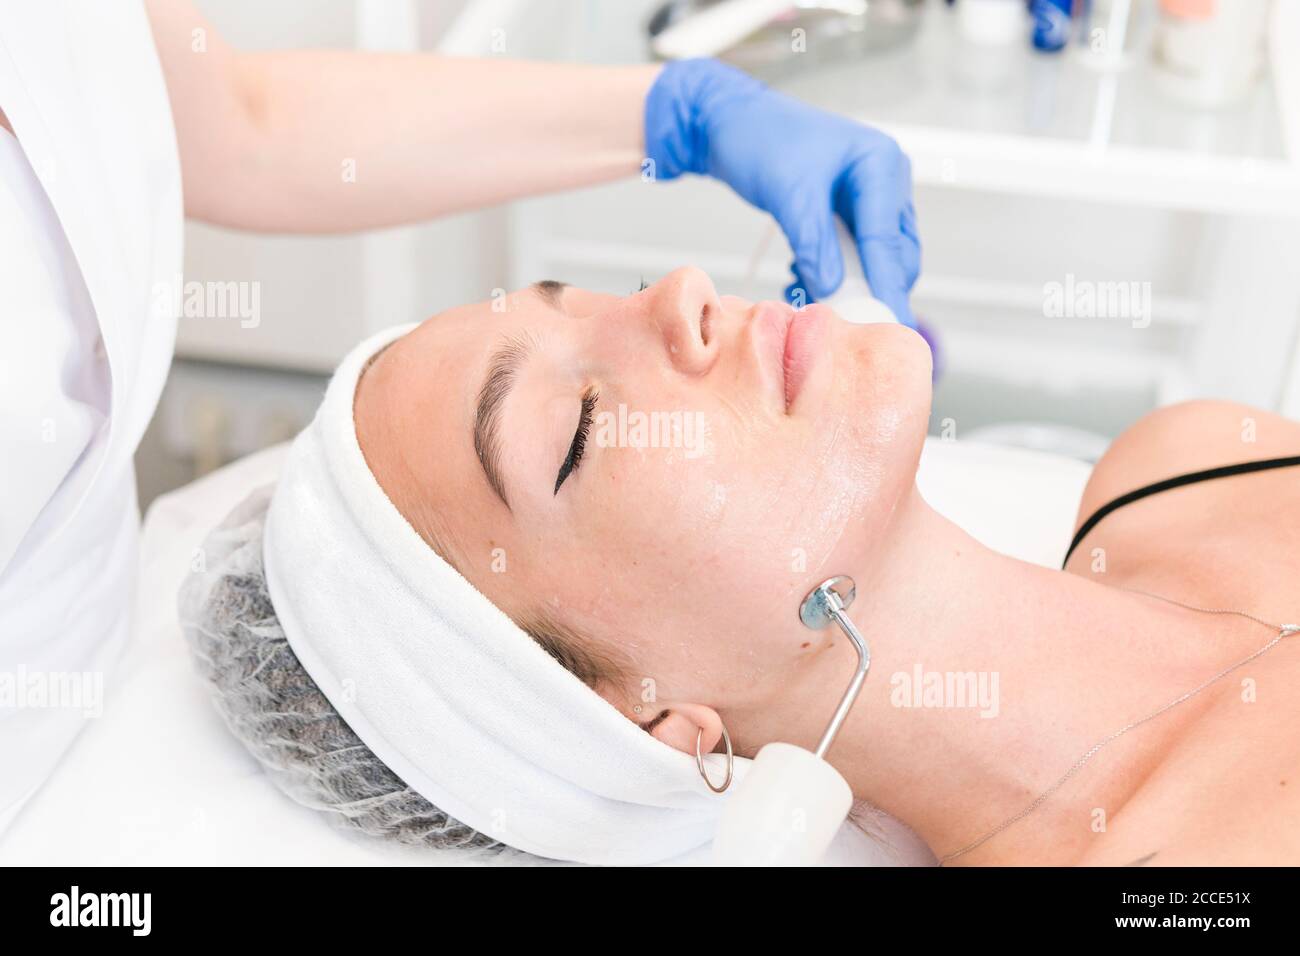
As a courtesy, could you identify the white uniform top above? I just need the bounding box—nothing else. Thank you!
[0,0,182,828]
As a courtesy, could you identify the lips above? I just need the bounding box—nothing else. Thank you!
[752,300,830,413]
[782,304,830,411]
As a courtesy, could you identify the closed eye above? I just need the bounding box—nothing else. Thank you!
[554,389,598,495]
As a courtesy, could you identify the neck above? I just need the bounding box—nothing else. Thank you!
[747,486,1265,865]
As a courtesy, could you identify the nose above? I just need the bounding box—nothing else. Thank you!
[641,266,722,376]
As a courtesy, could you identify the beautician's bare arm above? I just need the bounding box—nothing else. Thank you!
[145,0,660,232]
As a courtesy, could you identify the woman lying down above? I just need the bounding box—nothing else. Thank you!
[179,268,1300,866]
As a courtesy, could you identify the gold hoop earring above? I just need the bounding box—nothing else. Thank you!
[695,724,733,793]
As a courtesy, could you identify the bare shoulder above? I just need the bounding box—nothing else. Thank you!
[1074,400,1300,537]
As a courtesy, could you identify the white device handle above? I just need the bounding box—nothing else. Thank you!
[711,742,853,866]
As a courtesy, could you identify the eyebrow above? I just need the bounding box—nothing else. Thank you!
[532,279,567,309]
[474,332,535,510]
[471,283,568,510]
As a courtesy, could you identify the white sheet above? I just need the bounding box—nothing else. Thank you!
[0,438,1091,865]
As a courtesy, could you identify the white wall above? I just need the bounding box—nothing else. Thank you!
[143,0,512,504]
[177,0,508,373]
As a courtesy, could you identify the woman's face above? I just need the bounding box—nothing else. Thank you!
[355,268,931,733]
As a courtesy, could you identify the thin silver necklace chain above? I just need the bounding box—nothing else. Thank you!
[938,586,1300,864]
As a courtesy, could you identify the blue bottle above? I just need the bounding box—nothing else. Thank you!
[1031,0,1075,52]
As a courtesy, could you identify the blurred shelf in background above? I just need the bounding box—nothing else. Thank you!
[772,0,1299,216]
[500,0,1300,451]
[162,0,1300,483]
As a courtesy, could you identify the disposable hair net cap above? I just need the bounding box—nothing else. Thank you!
[179,484,507,854]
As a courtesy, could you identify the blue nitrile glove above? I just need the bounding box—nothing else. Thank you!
[645,58,920,327]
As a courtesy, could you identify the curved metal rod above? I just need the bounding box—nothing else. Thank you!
[815,595,870,759]
[798,576,871,759]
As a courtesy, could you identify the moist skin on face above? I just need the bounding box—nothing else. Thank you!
[350,277,934,725]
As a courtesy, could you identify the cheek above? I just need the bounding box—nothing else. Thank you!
[581,451,735,590]
[555,436,825,669]
[629,329,931,627]
[531,328,930,688]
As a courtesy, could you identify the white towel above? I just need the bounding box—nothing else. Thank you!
[262,325,749,865]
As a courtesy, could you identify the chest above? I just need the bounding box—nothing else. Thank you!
[1079,639,1300,865]
[1064,404,1300,862]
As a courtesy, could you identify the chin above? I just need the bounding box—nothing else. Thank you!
[838,319,933,421]
[795,320,931,555]
[872,320,933,379]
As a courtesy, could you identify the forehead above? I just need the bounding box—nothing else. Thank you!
[353,287,572,546]
[367,293,536,453]
[389,286,553,383]
[378,278,616,417]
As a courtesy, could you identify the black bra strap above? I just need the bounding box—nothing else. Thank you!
[1063,455,1300,567]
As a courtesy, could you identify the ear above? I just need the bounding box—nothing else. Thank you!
[640,702,724,757]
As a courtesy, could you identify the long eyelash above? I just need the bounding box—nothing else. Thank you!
[554,389,598,495]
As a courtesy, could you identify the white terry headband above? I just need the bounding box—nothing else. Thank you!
[262,324,749,864]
